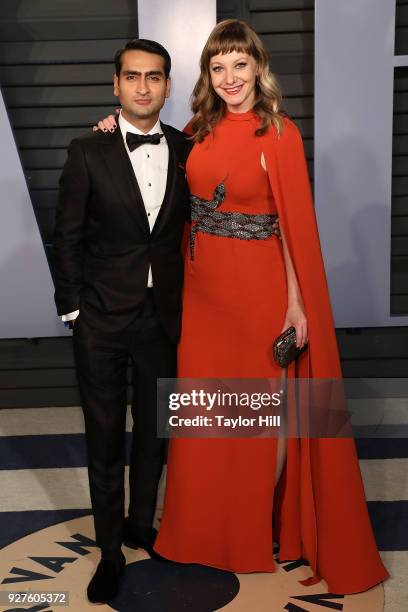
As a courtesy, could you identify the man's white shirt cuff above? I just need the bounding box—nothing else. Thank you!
[62,310,79,322]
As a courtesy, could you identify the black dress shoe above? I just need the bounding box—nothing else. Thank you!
[87,551,126,603]
[123,519,165,561]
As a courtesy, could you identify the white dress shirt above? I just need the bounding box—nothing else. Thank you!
[62,112,169,323]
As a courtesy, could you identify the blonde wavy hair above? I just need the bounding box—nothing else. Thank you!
[191,19,284,142]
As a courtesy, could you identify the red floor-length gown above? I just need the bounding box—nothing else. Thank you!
[154,110,389,594]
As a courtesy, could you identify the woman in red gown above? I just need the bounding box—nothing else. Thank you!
[152,20,389,594]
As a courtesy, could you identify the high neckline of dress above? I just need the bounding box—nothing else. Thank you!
[224,109,256,121]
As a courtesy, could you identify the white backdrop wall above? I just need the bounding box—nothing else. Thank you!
[315,0,408,327]
[0,89,65,338]
[138,0,216,129]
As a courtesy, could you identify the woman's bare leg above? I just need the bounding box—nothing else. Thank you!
[274,368,288,486]
[274,435,287,485]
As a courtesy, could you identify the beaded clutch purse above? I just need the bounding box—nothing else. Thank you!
[272,326,308,368]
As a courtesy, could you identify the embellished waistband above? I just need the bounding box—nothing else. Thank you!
[189,183,278,260]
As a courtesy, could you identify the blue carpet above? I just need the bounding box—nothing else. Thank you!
[0,433,405,470]
[0,433,134,469]
[0,509,91,550]
[367,501,408,551]
[356,438,408,459]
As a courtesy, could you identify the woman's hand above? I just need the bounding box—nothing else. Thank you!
[281,302,308,348]
[93,108,121,132]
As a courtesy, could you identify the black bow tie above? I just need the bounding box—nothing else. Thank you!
[126,131,163,152]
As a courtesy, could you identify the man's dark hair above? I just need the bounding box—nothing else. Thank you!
[114,39,171,78]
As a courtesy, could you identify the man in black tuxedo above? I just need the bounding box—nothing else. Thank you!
[53,39,192,603]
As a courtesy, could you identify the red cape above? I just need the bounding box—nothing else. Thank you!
[260,117,388,591]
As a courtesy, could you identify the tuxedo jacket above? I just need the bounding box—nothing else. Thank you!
[53,122,193,342]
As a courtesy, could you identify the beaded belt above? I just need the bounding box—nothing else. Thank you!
[189,183,278,260]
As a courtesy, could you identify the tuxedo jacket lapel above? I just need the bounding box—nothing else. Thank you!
[151,122,180,238]
[99,129,150,235]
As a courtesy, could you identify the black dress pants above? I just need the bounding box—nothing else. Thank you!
[72,291,176,557]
